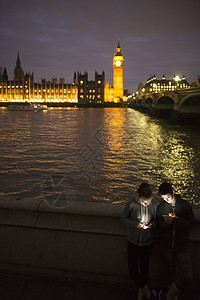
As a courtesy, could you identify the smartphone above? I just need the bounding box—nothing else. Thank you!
[143,225,149,229]
[162,215,170,220]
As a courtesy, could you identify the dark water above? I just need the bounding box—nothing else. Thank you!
[0,107,200,206]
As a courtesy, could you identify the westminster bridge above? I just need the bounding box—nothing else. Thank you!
[132,87,200,114]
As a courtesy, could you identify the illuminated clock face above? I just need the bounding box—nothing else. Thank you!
[115,60,121,66]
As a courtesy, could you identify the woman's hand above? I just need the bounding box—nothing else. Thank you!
[169,213,177,218]
[137,222,145,229]
[137,222,150,229]
[163,214,173,224]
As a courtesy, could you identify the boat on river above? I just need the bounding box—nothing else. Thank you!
[7,103,47,111]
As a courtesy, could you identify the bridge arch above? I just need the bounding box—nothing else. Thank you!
[180,94,200,113]
[155,95,174,110]
[145,97,153,104]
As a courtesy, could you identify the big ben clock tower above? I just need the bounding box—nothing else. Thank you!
[113,40,124,101]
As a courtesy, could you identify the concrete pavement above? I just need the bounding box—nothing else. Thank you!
[0,272,137,300]
[0,272,199,300]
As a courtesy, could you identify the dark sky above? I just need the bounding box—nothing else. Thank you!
[0,0,200,93]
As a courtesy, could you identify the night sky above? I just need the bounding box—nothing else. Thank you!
[0,0,200,93]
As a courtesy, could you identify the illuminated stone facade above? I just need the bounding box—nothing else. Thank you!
[0,44,123,104]
[113,41,124,101]
[104,82,114,102]
[0,54,78,103]
[0,78,78,103]
[144,74,190,93]
[77,71,105,104]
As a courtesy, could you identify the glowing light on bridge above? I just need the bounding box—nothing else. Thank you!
[174,75,181,81]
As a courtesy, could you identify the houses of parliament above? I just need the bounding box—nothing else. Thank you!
[0,42,126,104]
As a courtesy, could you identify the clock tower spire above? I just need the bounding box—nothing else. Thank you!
[113,40,124,101]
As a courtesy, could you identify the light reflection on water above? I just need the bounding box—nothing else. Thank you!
[0,107,199,206]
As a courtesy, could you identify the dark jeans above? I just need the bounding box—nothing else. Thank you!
[160,247,193,292]
[127,240,153,288]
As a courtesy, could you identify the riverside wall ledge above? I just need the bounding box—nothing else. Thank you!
[0,196,199,286]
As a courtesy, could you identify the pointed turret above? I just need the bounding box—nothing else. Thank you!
[117,39,120,48]
[3,67,8,81]
[115,40,122,56]
[14,52,24,82]
[16,52,21,68]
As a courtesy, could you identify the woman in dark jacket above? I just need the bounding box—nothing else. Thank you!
[156,182,195,300]
[122,182,157,300]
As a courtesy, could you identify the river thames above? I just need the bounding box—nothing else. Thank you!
[0,107,200,207]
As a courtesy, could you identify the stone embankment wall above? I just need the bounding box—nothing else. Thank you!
[0,197,199,286]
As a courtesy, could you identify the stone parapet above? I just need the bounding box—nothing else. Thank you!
[0,196,199,285]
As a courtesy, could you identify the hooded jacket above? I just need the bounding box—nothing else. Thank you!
[121,193,157,246]
[156,194,195,253]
